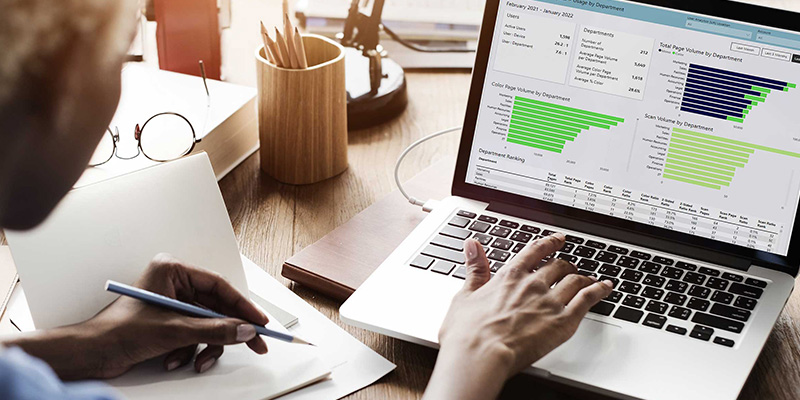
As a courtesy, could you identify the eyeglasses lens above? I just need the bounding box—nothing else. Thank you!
[88,129,116,166]
[139,114,196,162]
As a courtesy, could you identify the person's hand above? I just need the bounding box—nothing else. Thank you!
[6,253,269,380]
[423,233,613,400]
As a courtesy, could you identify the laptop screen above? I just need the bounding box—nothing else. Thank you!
[465,0,800,256]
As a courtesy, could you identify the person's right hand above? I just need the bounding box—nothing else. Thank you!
[423,233,613,400]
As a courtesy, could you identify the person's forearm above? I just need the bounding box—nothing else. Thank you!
[423,343,514,400]
[2,322,103,380]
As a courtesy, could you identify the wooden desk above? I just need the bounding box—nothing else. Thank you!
[2,0,800,398]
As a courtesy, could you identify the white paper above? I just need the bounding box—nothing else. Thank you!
[242,256,396,400]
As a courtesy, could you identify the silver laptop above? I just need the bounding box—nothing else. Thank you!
[340,1,800,398]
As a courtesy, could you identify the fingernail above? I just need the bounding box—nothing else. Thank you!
[166,359,180,371]
[602,279,614,288]
[464,240,478,260]
[553,232,566,240]
[589,275,598,281]
[237,324,257,342]
[199,358,216,373]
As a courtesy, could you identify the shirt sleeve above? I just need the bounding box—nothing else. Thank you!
[0,347,122,400]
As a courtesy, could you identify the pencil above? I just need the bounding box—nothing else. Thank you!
[294,27,308,69]
[105,280,314,346]
[264,30,285,68]
[274,28,292,69]
[283,13,300,69]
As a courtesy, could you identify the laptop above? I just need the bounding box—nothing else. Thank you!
[5,153,248,330]
[340,1,800,399]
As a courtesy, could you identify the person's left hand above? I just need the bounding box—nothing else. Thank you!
[11,253,270,380]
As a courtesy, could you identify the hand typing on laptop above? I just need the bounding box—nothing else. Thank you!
[423,233,613,400]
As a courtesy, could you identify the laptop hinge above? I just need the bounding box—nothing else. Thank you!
[487,201,752,272]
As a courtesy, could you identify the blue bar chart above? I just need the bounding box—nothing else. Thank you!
[679,64,795,123]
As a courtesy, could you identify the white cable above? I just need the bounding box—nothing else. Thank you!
[394,126,462,208]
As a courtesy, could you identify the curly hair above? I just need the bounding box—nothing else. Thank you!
[0,0,136,108]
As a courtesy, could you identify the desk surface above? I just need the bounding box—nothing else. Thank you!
[3,0,800,398]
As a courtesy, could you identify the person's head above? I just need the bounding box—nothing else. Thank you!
[0,0,136,230]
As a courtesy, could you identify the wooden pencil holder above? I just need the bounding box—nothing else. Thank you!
[256,34,348,185]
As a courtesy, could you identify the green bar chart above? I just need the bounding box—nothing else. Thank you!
[507,96,625,153]
[664,127,800,189]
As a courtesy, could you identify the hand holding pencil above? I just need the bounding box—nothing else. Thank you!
[261,14,308,69]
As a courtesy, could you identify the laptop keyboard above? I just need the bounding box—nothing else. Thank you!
[409,210,770,349]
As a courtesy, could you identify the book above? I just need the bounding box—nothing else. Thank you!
[76,64,258,187]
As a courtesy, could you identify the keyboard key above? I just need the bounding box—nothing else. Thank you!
[472,234,492,246]
[542,229,558,236]
[520,224,541,234]
[489,226,511,238]
[706,277,729,290]
[431,260,456,275]
[745,278,767,288]
[598,264,621,277]
[510,231,533,243]
[565,235,584,244]
[734,296,757,311]
[422,245,466,264]
[410,255,434,270]
[590,301,615,316]
[561,242,576,253]
[643,313,667,329]
[683,272,706,285]
[688,285,711,299]
[557,253,579,263]
[653,256,674,265]
[453,266,468,279]
[478,215,498,223]
[641,287,665,300]
[490,262,505,273]
[469,221,491,233]
[666,325,687,335]
[665,279,688,293]
[722,272,743,283]
[660,266,684,279]
[614,306,644,323]
[499,220,519,229]
[440,225,471,240]
[585,240,607,249]
[622,295,646,309]
[698,267,720,277]
[457,210,477,219]
[687,297,710,311]
[607,245,629,255]
[692,313,744,334]
[618,281,642,294]
[690,325,714,341]
[729,283,763,299]
[620,269,643,282]
[630,250,651,260]
[639,261,661,274]
[512,243,525,253]
[711,291,734,305]
[574,246,597,258]
[669,306,691,320]
[617,256,640,268]
[664,292,687,306]
[432,235,466,251]
[606,291,623,303]
[675,261,698,271]
[491,238,513,250]
[713,337,735,347]
[577,259,600,271]
[599,276,620,288]
[645,300,669,314]
[448,216,470,228]
[488,249,511,262]
[595,251,618,263]
[642,274,666,288]
[710,303,751,322]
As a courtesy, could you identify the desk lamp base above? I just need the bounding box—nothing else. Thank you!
[344,47,408,130]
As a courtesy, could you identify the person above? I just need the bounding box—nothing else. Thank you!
[0,1,614,399]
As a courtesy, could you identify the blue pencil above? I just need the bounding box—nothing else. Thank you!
[105,280,313,346]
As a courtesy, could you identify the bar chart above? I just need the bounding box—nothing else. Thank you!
[679,64,795,123]
[507,96,625,153]
[664,127,800,189]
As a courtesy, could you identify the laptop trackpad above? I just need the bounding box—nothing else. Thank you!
[535,317,622,374]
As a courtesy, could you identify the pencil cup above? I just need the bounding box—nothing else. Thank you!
[256,34,348,185]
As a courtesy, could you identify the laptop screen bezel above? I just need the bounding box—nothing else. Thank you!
[452,0,800,277]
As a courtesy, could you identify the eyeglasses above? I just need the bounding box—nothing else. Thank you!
[88,112,201,166]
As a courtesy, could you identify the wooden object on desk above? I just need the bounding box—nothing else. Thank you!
[256,34,348,185]
[282,158,454,300]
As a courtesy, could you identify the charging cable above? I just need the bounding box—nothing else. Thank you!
[394,126,462,211]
